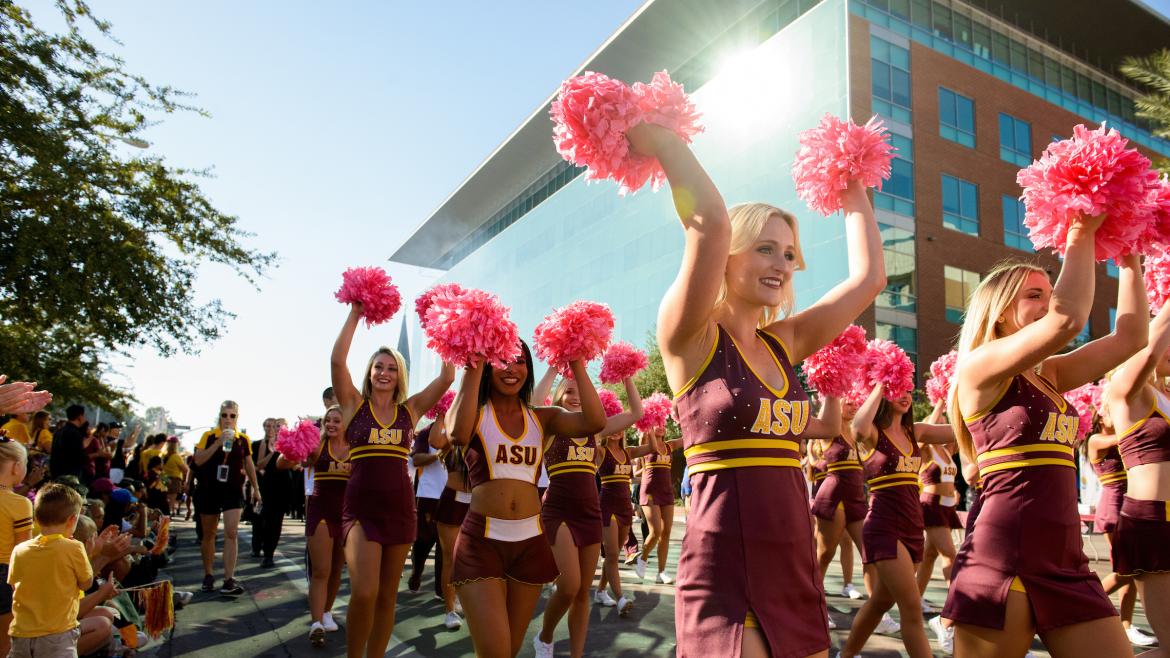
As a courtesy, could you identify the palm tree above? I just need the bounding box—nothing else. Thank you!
[1122,50,1170,172]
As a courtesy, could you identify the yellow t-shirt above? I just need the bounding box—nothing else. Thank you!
[162,452,186,479]
[140,447,161,476]
[9,534,91,637]
[0,420,30,448]
[33,429,52,454]
[0,490,32,565]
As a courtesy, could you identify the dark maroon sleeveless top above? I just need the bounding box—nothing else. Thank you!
[823,436,862,475]
[345,400,413,477]
[1118,388,1170,469]
[861,429,921,492]
[1090,443,1127,488]
[311,437,351,495]
[674,325,809,473]
[809,458,827,485]
[598,443,634,487]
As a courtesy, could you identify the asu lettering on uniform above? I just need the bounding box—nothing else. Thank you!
[749,398,810,436]
[350,425,410,461]
[495,444,540,466]
[367,427,405,445]
[1039,412,1079,445]
[896,455,922,473]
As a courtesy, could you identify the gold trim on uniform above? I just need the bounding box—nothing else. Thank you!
[682,438,799,458]
[688,457,801,475]
[865,472,921,491]
[826,462,863,472]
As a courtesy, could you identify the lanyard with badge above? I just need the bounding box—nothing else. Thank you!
[216,429,236,483]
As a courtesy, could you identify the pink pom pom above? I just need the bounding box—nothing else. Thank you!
[1138,178,1170,253]
[864,339,915,401]
[426,390,456,421]
[792,114,895,216]
[275,419,321,464]
[599,341,649,384]
[550,70,701,195]
[1063,381,1103,441]
[1017,123,1159,261]
[635,392,673,432]
[335,267,402,327]
[803,325,867,398]
[925,350,958,407]
[415,283,466,329]
[423,287,521,369]
[533,301,615,375]
[598,389,624,418]
[1145,249,1170,310]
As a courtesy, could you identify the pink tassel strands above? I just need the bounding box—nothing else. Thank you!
[426,390,456,421]
[925,350,958,407]
[802,325,868,398]
[335,267,402,327]
[792,114,895,216]
[598,388,625,418]
[636,392,673,433]
[275,419,321,464]
[599,341,649,384]
[864,339,915,402]
[533,301,615,376]
[422,287,522,369]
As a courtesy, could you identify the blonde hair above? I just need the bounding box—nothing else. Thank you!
[218,400,239,428]
[362,347,409,404]
[948,261,1047,466]
[714,203,805,327]
[0,441,26,468]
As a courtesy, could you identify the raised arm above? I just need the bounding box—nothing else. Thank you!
[1108,297,1170,407]
[330,305,364,415]
[1041,253,1148,392]
[774,182,887,362]
[804,396,843,440]
[541,360,606,439]
[406,363,456,422]
[849,383,884,449]
[533,366,558,407]
[627,124,730,380]
[915,401,955,445]
[601,378,644,436]
[448,364,484,447]
[960,215,1103,402]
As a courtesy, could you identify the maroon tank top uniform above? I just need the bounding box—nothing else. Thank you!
[1090,444,1126,535]
[342,400,417,546]
[860,429,923,563]
[672,325,827,658]
[1112,389,1170,577]
[541,433,602,546]
[919,447,963,530]
[811,436,868,523]
[639,445,674,507]
[434,448,471,527]
[599,443,635,528]
[942,374,1116,632]
[307,439,350,539]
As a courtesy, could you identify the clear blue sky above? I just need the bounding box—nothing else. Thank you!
[24,1,644,442]
[23,0,1170,443]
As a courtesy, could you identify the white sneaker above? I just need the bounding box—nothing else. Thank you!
[321,611,339,632]
[444,611,462,629]
[929,615,954,653]
[617,595,633,617]
[827,613,837,630]
[595,590,617,606]
[454,599,464,615]
[657,571,673,585]
[921,598,939,614]
[309,621,326,647]
[842,583,864,600]
[135,631,150,650]
[533,634,554,658]
[1127,626,1158,647]
[874,612,900,635]
[635,557,647,580]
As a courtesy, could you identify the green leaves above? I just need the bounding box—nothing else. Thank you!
[0,1,274,408]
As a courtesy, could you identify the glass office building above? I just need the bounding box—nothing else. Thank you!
[393,0,1170,386]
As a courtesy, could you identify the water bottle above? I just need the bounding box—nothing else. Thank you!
[222,428,235,452]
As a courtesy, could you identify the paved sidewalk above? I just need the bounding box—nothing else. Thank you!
[152,511,1154,656]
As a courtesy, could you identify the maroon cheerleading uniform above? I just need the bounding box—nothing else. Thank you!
[943,374,1116,632]
[673,325,827,658]
[449,402,558,586]
[307,438,350,539]
[599,442,635,528]
[811,437,867,523]
[860,429,923,563]
[1112,389,1170,577]
[541,433,602,546]
[434,449,471,527]
[342,400,416,546]
[1090,444,1126,535]
[919,446,962,530]
[639,445,674,506]
[808,457,827,499]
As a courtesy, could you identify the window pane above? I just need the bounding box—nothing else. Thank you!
[932,3,952,39]
[890,0,911,19]
[942,176,959,213]
[960,182,977,217]
[1014,121,1030,153]
[872,61,891,99]
[992,33,1009,65]
[973,22,991,58]
[892,68,912,107]
[954,13,972,48]
[939,88,956,125]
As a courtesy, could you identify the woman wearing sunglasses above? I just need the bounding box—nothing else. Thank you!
[192,399,261,596]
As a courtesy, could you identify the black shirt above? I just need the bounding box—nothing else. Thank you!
[50,422,86,479]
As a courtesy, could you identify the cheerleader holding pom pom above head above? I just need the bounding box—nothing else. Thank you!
[944,215,1147,658]
[1102,288,1170,654]
[447,342,605,658]
[329,300,455,658]
[624,111,884,658]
